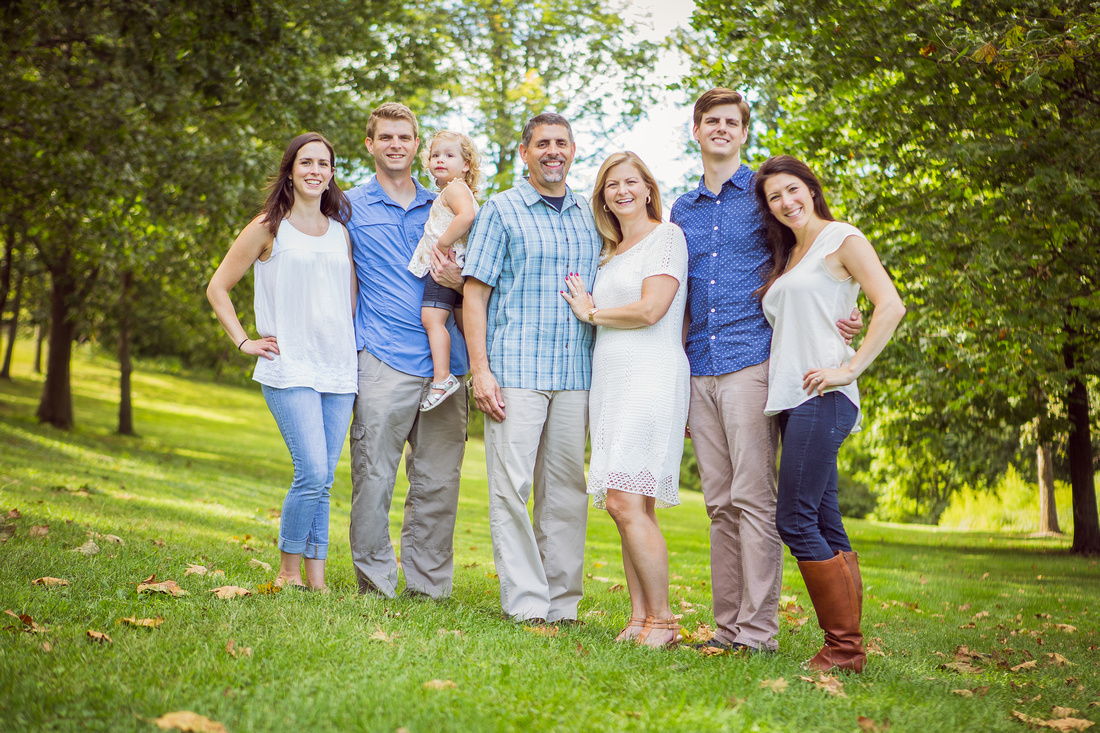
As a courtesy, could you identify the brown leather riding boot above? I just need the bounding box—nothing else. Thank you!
[798,551,866,673]
[842,550,863,618]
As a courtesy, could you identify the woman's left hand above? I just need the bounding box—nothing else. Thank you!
[802,365,856,396]
[561,272,595,322]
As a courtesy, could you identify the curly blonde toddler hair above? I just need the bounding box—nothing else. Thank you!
[423,130,483,199]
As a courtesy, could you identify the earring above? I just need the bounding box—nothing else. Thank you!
[602,204,609,212]
[646,195,651,204]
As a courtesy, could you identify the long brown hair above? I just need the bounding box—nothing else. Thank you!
[261,132,351,237]
[753,155,835,297]
[591,151,662,263]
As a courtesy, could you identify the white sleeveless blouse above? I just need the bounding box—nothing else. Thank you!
[761,221,862,426]
[252,218,357,394]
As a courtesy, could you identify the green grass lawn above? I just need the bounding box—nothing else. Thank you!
[1,344,1098,732]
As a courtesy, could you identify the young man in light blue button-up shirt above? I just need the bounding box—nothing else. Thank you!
[345,103,469,600]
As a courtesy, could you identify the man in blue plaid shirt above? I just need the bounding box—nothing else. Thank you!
[463,113,602,625]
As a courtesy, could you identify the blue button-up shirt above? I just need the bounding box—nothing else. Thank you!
[463,178,601,390]
[346,177,469,378]
[670,164,773,377]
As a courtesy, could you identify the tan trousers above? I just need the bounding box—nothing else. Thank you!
[688,361,782,651]
[484,388,590,622]
[349,350,467,598]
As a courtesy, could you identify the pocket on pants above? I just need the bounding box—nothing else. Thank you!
[833,393,858,435]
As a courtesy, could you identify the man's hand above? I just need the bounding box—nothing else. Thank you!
[429,246,464,292]
[470,369,506,422]
[837,306,864,345]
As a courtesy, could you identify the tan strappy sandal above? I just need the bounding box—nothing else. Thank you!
[616,616,648,642]
[636,617,681,649]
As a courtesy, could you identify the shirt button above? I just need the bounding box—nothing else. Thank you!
[710,308,715,313]
[710,280,715,284]
[712,252,717,257]
[713,226,718,231]
[710,335,716,340]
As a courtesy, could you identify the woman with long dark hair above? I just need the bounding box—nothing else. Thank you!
[754,155,905,671]
[207,132,356,592]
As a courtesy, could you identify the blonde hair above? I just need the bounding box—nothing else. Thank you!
[591,152,662,263]
[422,130,483,199]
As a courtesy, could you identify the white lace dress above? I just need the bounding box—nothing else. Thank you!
[587,222,690,509]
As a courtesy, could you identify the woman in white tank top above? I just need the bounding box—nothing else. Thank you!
[207,133,357,592]
[754,155,906,673]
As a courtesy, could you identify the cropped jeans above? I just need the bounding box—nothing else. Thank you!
[262,385,355,560]
[775,391,859,563]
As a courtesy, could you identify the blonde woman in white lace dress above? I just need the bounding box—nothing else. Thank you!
[562,151,689,648]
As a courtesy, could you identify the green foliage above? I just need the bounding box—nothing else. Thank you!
[940,465,1075,533]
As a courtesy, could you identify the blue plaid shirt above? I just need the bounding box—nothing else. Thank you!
[463,178,601,390]
[347,177,469,379]
[670,164,773,377]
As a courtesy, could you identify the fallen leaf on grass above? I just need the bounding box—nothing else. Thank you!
[152,711,228,732]
[584,609,606,618]
[1012,710,1094,731]
[866,637,886,657]
[423,679,457,690]
[4,609,48,633]
[0,524,14,542]
[71,539,99,556]
[120,616,164,629]
[1012,660,1038,672]
[523,624,559,637]
[953,689,975,697]
[1054,708,1082,717]
[588,575,610,583]
[1053,624,1077,633]
[137,579,188,597]
[225,639,251,658]
[800,672,846,697]
[29,525,49,537]
[858,716,891,732]
[681,623,715,646]
[6,509,21,520]
[760,678,788,693]
[184,564,208,577]
[31,577,68,587]
[209,586,251,599]
[86,629,112,644]
[942,661,984,675]
[247,559,271,572]
[94,533,125,545]
[253,581,281,595]
[437,628,463,637]
[1047,653,1075,667]
[608,583,625,593]
[41,641,51,652]
[369,625,400,644]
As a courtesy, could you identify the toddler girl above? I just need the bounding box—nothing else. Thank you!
[407,131,481,411]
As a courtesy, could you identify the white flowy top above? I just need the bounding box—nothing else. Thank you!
[761,220,862,427]
[252,218,357,394]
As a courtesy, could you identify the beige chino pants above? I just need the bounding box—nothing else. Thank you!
[349,350,467,599]
[484,388,590,622]
[688,361,782,651]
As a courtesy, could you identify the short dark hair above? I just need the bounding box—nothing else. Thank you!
[692,88,751,131]
[521,113,573,147]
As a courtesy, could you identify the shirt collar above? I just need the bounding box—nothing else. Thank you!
[517,177,580,210]
[686,163,754,202]
[361,175,436,207]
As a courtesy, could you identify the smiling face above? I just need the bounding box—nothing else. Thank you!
[762,172,818,232]
[290,141,334,202]
[692,103,748,164]
[365,118,419,176]
[428,138,469,187]
[520,124,575,194]
[601,162,651,224]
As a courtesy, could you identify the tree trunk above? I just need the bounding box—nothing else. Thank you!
[36,263,78,429]
[33,322,44,374]
[0,270,21,379]
[1063,335,1100,555]
[117,269,134,436]
[1037,442,1061,534]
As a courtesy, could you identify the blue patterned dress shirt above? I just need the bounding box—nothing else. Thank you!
[670,163,773,377]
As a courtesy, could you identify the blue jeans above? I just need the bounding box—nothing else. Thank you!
[262,386,355,560]
[775,392,859,562]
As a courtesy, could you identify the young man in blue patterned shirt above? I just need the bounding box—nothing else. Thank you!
[463,113,602,624]
[671,89,861,653]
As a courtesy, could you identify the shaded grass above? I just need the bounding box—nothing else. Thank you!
[0,343,1098,732]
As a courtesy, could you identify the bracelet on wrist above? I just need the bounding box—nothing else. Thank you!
[237,337,248,350]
